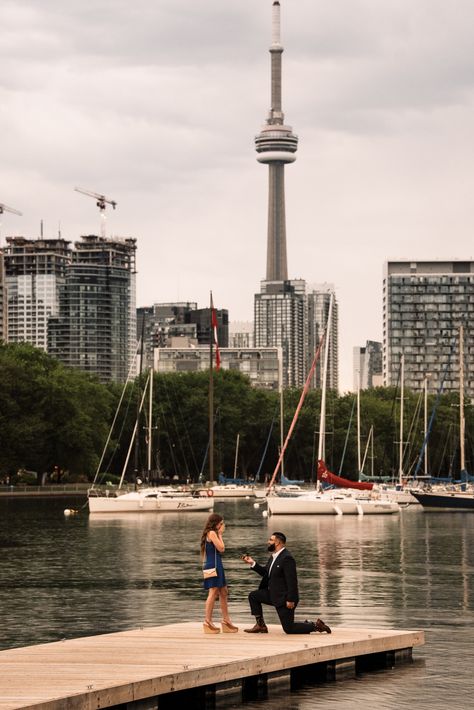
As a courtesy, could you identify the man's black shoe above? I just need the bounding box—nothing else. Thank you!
[244,622,268,633]
[313,618,331,633]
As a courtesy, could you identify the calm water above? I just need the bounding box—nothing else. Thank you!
[1,498,473,709]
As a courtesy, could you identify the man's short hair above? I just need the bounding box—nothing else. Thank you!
[273,531,286,544]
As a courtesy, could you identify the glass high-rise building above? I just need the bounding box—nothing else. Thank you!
[307,285,339,391]
[49,235,137,383]
[383,260,474,396]
[4,237,71,350]
[255,279,306,388]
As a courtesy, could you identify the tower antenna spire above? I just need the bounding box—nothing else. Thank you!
[272,0,282,47]
[255,0,298,282]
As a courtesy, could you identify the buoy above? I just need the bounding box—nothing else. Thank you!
[253,502,260,509]
[262,510,268,518]
[64,508,78,516]
[64,509,72,516]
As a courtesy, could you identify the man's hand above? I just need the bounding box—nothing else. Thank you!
[242,555,255,565]
[286,601,295,610]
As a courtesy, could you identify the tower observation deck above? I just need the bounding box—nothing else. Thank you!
[255,0,298,282]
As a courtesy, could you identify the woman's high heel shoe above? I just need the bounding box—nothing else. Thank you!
[221,619,239,633]
[203,620,220,634]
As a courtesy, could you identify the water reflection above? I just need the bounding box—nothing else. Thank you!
[1,499,474,710]
[264,513,404,627]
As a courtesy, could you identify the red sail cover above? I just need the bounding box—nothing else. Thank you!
[317,460,373,491]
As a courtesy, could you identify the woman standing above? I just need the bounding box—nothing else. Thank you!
[201,513,238,634]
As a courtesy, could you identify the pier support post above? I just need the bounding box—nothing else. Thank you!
[242,673,268,701]
[356,647,413,673]
[290,657,356,689]
[326,657,356,681]
[157,684,216,710]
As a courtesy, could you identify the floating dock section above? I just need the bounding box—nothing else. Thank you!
[0,622,424,709]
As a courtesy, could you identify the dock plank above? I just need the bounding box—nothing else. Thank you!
[0,623,424,710]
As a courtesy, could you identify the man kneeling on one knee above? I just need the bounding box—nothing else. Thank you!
[241,532,331,635]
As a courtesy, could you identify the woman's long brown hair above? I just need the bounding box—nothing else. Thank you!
[200,513,223,558]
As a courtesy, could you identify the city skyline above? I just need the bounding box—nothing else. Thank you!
[2,0,474,391]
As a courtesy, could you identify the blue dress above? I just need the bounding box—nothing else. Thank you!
[203,539,226,589]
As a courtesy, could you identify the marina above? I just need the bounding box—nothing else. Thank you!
[1,498,473,709]
[2,1,474,707]
[0,623,423,710]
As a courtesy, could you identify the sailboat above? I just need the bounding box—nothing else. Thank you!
[266,296,399,516]
[413,325,474,510]
[88,366,214,514]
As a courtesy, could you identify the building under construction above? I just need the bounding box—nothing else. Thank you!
[4,234,137,383]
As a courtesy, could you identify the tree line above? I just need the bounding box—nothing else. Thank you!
[1,342,472,484]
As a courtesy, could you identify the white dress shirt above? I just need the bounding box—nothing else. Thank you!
[250,546,286,573]
[268,546,285,576]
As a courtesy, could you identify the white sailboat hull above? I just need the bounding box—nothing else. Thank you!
[267,492,400,516]
[88,489,214,513]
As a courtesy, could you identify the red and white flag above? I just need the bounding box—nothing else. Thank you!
[210,294,221,371]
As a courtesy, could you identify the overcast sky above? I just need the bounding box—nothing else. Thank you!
[2,0,474,391]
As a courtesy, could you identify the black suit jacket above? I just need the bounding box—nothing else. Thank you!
[252,548,299,608]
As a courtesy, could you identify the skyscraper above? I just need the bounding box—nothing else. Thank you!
[49,235,137,383]
[255,279,307,388]
[254,1,305,388]
[383,260,474,396]
[307,285,339,391]
[4,236,71,350]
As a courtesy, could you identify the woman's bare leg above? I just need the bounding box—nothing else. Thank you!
[218,586,231,622]
[205,588,220,623]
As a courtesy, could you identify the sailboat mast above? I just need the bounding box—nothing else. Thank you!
[147,366,153,474]
[371,424,374,477]
[317,294,334,463]
[360,424,373,476]
[134,323,146,482]
[233,434,240,478]
[459,325,466,474]
[209,291,214,483]
[279,347,285,478]
[399,354,405,486]
[424,374,429,476]
[357,372,361,475]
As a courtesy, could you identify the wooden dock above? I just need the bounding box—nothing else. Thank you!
[0,622,424,710]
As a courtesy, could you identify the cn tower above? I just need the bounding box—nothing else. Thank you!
[255,0,298,282]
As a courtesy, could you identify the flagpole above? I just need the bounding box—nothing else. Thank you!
[209,291,214,483]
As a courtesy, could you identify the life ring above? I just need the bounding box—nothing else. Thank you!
[207,489,214,497]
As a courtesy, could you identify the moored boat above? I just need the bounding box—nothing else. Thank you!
[411,489,474,511]
[88,487,214,513]
[267,490,400,516]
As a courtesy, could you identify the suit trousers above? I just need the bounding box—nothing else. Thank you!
[248,589,313,634]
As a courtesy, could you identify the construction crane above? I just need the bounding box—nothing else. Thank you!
[74,187,117,238]
[0,203,22,217]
